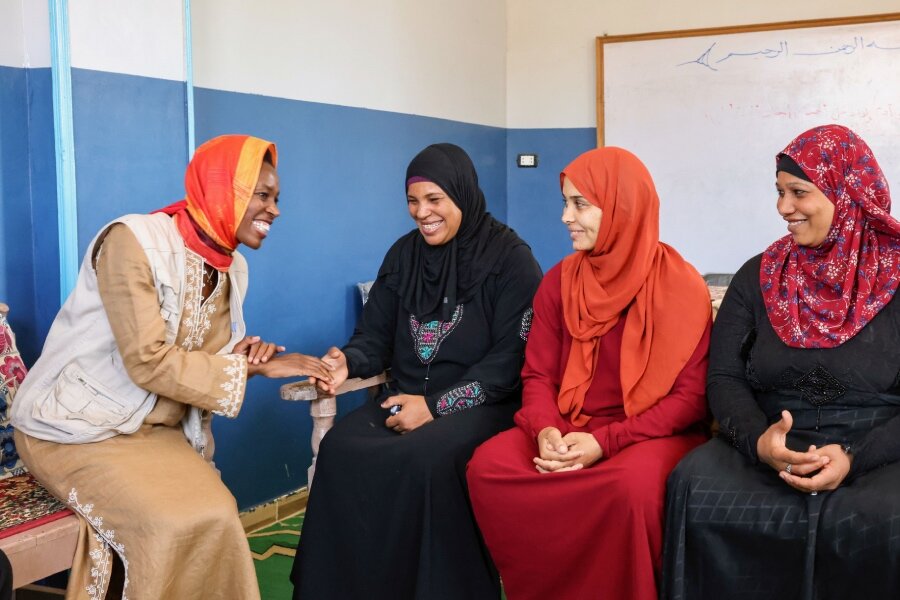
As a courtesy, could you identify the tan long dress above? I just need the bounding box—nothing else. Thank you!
[16,225,259,600]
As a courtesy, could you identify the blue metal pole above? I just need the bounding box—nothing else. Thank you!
[48,0,78,303]
[184,0,195,156]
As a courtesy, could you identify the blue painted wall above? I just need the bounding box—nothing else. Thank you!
[506,127,597,272]
[0,66,56,365]
[72,69,188,255]
[0,66,33,335]
[25,68,59,363]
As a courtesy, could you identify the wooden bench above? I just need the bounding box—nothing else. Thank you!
[0,515,79,589]
[0,302,79,589]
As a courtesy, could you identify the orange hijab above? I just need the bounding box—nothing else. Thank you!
[155,134,278,271]
[558,148,709,425]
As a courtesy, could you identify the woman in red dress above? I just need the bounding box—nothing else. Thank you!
[466,147,711,599]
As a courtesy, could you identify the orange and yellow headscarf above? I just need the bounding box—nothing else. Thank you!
[155,134,278,271]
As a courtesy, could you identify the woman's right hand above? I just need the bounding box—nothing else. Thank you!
[309,347,349,394]
[756,410,829,477]
[249,352,335,382]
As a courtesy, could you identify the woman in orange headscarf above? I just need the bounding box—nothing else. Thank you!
[466,147,711,600]
[12,135,333,599]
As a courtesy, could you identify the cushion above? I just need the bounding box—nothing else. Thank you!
[357,281,375,306]
[0,312,28,479]
[0,473,69,539]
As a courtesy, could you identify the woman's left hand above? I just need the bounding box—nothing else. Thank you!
[780,443,852,493]
[233,335,285,365]
[382,395,434,434]
[533,432,603,473]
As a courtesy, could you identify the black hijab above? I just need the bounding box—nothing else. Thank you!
[379,143,527,321]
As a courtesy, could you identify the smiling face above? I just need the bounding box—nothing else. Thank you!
[776,171,835,247]
[235,160,280,249]
[407,180,463,245]
[561,176,603,252]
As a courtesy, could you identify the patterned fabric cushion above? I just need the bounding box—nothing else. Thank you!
[0,312,28,479]
[0,473,69,539]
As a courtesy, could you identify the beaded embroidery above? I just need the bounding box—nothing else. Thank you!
[792,365,846,407]
[437,381,485,416]
[519,308,534,342]
[409,305,463,364]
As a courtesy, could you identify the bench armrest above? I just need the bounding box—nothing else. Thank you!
[280,371,391,401]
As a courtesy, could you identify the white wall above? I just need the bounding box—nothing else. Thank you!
[69,0,184,80]
[191,0,508,127]
[506,0,900,128]
[3,1,180,75]
[0,1,26,68]
[0,0,49,68]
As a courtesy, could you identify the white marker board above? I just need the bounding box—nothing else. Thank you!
[597,14,900,275]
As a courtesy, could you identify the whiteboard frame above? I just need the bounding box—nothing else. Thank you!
[595,12,900,146]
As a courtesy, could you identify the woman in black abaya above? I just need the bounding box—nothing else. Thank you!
[290,143,542,599]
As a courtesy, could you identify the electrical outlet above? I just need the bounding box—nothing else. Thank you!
[517,153,538,168]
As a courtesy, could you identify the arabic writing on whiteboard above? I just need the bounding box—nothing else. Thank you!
[678,36,900,71]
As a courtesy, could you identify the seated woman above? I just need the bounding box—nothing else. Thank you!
[662,124,900,600]
[11,135,333,599]
[290,143,542,599]
[466,147,711,600]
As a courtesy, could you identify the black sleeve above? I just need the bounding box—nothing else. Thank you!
[707,255,770,463]
[425,244,543,417]
[342,276,398,380]
[847,413,900,479]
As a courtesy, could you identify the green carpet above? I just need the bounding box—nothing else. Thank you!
[248,512,506,599]
[249,513,302,600]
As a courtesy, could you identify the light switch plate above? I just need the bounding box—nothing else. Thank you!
[517,153,538,168]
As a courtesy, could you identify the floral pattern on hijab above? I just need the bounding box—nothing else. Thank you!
[761,124,900,348]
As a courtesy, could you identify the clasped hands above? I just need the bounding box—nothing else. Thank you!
[234,335,335,382]
[307,347,433,434]
[534,427,603,473]
[757,410,852,493]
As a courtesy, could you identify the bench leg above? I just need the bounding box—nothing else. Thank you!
[308,395,337,490]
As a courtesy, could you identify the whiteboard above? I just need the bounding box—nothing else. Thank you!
[598,15,900,275]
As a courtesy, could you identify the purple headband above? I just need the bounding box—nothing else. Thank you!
[407,176,432,187]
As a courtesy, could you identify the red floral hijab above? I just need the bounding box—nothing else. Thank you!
[761,124,900,348]
[155,135,277,271]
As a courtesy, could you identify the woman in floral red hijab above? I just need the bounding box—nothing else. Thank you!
[663,125,900,600]
[761,124,900,348]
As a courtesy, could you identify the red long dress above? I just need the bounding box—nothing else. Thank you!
[467,263,710,600]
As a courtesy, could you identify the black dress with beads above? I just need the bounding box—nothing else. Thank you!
[662,254,900,600]
[290,244,542,600]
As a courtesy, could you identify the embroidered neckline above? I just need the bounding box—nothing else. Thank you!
[409,305,463,364]
[181,251,226,351]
